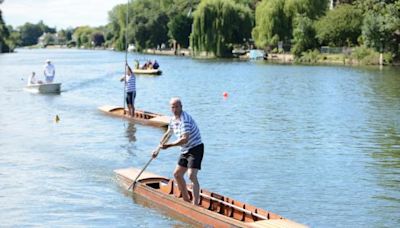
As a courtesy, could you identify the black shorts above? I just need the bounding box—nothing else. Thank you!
[126,91,136,106]
[178,143,204,170]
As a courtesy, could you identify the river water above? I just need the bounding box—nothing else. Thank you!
[0,48,399,227]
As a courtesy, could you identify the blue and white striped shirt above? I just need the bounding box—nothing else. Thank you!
[169,111,202,153]
[125,73,136,92]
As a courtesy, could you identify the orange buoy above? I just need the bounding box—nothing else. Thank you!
[223,92,228,97]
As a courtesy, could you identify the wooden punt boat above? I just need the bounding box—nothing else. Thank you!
[25,83,61,94]
[133,68,162,75]
[98,105,170,128]
[115,167,307,228]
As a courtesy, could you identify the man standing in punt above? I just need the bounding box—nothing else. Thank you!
[153,97,204,205]
[120,64,136,118]
[43,59,55,83]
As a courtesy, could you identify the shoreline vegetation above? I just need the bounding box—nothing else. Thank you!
[22,44,400,67]
[1,1,399,67]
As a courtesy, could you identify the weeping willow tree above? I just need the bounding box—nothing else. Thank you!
[252,0,328,50]
[190,0,253,57]
[252,0,289,48]
[108,4,129,51]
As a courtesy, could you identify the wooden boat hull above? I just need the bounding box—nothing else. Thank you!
[25,83,61,94]
[98,105,170,128]
[133,68,162,75]
[115,168,307,228]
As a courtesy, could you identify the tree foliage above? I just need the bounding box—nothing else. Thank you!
[129,0,169,51]
[292,15,317,57]
[18,21,56,46]
[252,0,328,50]
[107,4,128,51]
[361,1,400,56]
[190,0,253,57]
[284,0,329,19]
[168,14,192,48]
[73,26,96,47]
[252,0,289,48]
[0,8,12,52]
[315,4,363,47]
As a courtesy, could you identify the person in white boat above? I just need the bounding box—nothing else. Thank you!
[120,64,136,117]
[27,72,42,85]
[153,97,204,206]
[43,59,55,83]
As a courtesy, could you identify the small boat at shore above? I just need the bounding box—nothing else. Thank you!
[133,68,162,75]
[115,167,307,228]
[98,105,170,128]
[25,83,62,94]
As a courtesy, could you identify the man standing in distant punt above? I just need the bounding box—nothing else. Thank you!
[120,64,136,118]
[43,59,55,83]
[153,97,204,205]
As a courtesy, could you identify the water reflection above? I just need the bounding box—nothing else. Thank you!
[125,122,137,143]
[373,127,400,184]
[121,122,137,156]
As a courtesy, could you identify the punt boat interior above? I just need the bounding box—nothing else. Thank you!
[115,168,307,228]
[98,105,170,128]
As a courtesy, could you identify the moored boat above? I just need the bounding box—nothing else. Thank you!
[98,105,170,128]
[133,68,162,75]
[25,83,62,94]
[115,167,307,228]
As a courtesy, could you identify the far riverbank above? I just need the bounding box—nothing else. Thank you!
[18,45,399,67]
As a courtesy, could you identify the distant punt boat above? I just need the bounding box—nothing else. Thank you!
[133,68,162,75]
[98,105,170,128]
[115,167,307,228]
[25,83,61,94]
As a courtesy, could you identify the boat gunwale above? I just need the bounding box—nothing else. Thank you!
[116,172,253,227]
[98,105,169,127]
[114,169,301,228]
[133,69,162,75]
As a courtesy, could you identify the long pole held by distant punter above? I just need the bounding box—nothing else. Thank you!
[123,0,130,114]
[128,132,172,190]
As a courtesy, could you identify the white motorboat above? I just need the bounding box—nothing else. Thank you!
[25,83,62,94]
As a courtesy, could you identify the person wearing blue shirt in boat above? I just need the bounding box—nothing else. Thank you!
[153,97,204,206]
[43,59,55,83]
[152,60,159,69]
[120,64,136,117]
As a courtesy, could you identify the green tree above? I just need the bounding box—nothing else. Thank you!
[315,4,363,47]
[361,2,400,57]
[252,0,289,48]
[292,15,317,57]
[252,0,328,50]
[190,0,253,57]
[285,0,329,20]
[57,28,73,46]
[91,32,105,47]
[17,21,56,46]
[168,13,193,48]
[0,7,12,52]
[73,26,95,47]
[19,23,43,46]
[129,0,170,51]
[107,4,127,51]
